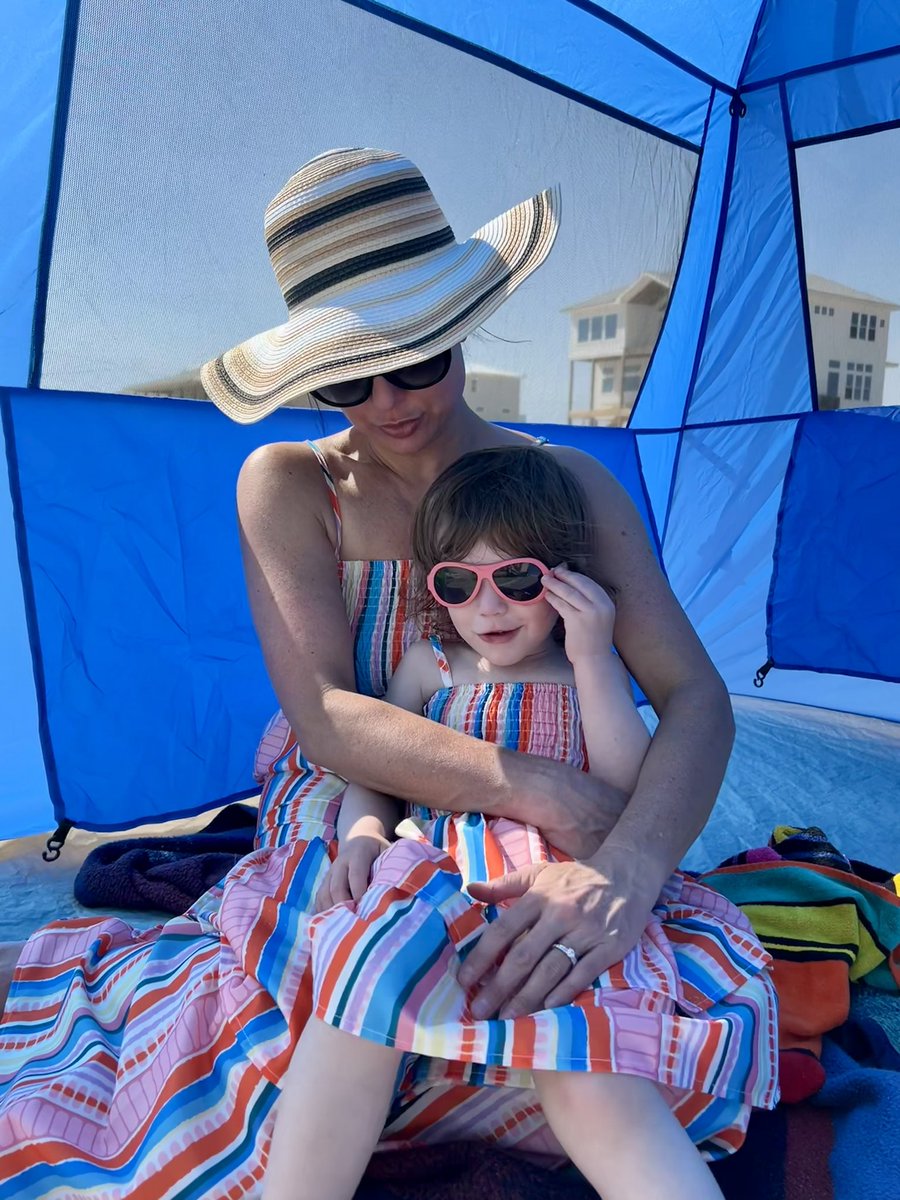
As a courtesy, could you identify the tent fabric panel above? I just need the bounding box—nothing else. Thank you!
[513,424,656,552]
[662,420,797,695]
[788,52,900,144]
[359,0,710,146]
[634,431,680,550]
[7,393,652,836]
[571,0,763,89]
[745,1,900,88]
[687,87,812,424]
[0,0,69,388]
[6,391,344,833]
[629,90,732,431]
[767,408,900,682]
[0,399,53,837]
[663,417,900,724]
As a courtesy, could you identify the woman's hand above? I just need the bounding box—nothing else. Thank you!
[458,846,654,1018]
[541,566,616,665]
[527,768,628,860]
[314,831,391,913]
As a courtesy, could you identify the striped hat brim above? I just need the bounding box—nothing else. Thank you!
[201,186,560,424]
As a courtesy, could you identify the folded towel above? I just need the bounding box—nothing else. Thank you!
[73,804,257,914]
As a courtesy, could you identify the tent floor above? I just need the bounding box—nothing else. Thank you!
[1,694,898,943]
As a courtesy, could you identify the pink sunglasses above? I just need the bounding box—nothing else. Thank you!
[426,558,549,608]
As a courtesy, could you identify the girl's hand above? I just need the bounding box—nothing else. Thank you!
[542,566,616,665]
[314,832,391,913]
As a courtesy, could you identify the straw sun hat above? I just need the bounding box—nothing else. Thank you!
[201,147,561,424]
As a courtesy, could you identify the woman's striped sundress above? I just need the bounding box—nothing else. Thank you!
[0,443,595,1197]
[308,635,780,1160]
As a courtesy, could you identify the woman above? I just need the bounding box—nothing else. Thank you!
[0,148,737,1198]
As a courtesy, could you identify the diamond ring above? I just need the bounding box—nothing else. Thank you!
[551,942,579,969]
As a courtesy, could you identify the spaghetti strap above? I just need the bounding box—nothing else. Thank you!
[428,635,454,688]
[307,440,342,560]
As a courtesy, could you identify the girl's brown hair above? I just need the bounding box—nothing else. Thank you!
[412,445,595,637]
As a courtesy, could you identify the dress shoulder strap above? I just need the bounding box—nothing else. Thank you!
[428,634,454,688]
[307,440,342,560]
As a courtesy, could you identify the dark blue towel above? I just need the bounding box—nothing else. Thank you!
[73,804,257,915]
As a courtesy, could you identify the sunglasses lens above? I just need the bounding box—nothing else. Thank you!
[492,562,545,602]
[310,378,371,407]
[431,565,478,606]
[388,349,452,391]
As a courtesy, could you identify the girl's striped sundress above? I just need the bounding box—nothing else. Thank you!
[308,634,780,1160]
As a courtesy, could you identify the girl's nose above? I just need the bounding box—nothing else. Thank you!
[472,579,506,615]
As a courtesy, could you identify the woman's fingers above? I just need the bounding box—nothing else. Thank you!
[544,946,612,1008]
[494,930,579,1018]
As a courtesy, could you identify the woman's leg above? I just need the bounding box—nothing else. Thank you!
[264,1017,403,1200]
[0,941,25,1016]
[534,1070,725,1200]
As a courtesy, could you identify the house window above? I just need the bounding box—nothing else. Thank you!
[826,360,840,398]
[469,378,478,393]
[844,363,872,403]
[623,368,641,392]
[600,366,615,394]
[604,314,618,339]
[881,319,885,327]
[814,304,820,314]
[851,312,877,341]
[590,315,604,340]
[829,308,834,316]
[577,318,590,342]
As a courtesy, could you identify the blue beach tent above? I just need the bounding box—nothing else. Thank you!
[2,1,899,841]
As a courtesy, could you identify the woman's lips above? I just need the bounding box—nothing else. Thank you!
[378,416,422,439]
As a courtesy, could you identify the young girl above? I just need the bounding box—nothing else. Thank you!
[264,446,778,1200]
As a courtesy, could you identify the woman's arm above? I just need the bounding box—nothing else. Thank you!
[238,443,627,859]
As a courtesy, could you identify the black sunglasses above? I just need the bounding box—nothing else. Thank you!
[309,348,453,408]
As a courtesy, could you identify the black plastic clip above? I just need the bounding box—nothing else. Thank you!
[42,820,73,863]
[729,94,747,118]
[753,658,774,689]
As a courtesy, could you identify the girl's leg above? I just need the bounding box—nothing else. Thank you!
[534,1070,725,1200]
[264,1016,403,1200]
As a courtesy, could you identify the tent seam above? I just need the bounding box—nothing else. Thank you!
[660,92,743,549]
[779,82,818,415]
[28,0,84,389]
[337,0,702,152]
[744,42,900,94]
[794,116,900,150]
[628,88,715,436]
[563,0,736,94]
[0,390,66,825]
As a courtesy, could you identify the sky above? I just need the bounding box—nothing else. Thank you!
[40,0,900,420]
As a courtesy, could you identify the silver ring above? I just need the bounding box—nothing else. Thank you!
[551,942,579,969]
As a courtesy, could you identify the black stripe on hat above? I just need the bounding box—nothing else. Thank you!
[211,193,550,408]
[284,226,455,309]
[266,176,432,254]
